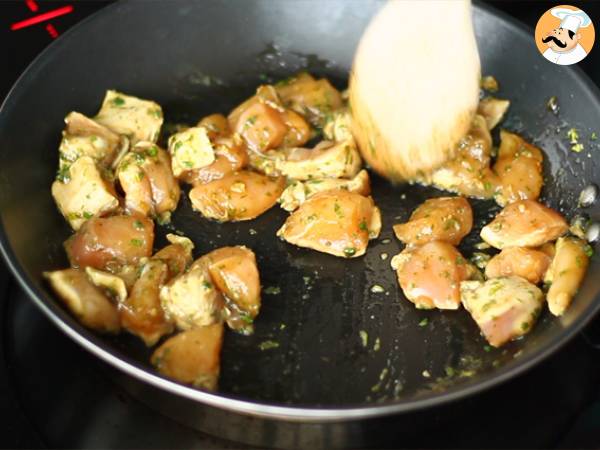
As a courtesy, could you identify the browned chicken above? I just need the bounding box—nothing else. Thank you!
[493,131,543,206]
[151,323,224,390]
[391,241,477,310]
[65,215,154,270]
[393,197,473,246]
[485,247,551,284]
[480,200,568,249]
[544,237,590,316]
[461,276,543,347]
[277,190,381,258]
[189,170,285,222]
[44,268,120,333]
[197,113,231,140]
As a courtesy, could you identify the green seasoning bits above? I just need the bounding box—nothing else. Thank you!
[344,247,356,257]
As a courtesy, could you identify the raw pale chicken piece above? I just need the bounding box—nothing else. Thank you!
[151,323,224,390]
[485,247,551,284]
[391,241,477,310]
[65,215,154,270]
[493,130,543,206]
[544,237,590,316]
[44,268,120,333]
[461,276,543,347]
[189,170,284,222]
[480,200,568,249]
[477,97,510,130]
[153,234,194,279]
[277,190,381,258]
[167,126,215,178]
[393,197,472,246]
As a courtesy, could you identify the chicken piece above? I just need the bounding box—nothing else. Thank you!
[279,169,371,212]
[391,241,477,310]
[277,139,362,181]
[461,276,543,347]
[59,112,126,170]
[189,170,284,222]
[94,90,163,144]
[277,190,381,258]
[275,72,343,127]
[52,156,119,230]
[544,237,590,316]
[167,126,216,177]
[201,246,261,329]
[477,97,510,130]
[426,115,499,199]
[151,323,223,391]
[117,142,181,221]
[179,136,248,185]
[121,259,173,346]
[228,85,288,153]
[197,113,230,140]
[480,200,568,249]
[65,215,154,270]
[392,197,472,246]
[160,260,223,330]
[153,234,194,279]
[280,109,311,148]
[485,247,551,284]
[85,267,128,302]
[493,130,543,207]
[247,149,285,177]
[44,268,120,333]
[323,108,353,142]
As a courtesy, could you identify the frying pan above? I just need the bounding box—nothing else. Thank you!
[1,0,600,424]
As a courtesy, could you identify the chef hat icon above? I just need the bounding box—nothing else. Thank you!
[551,7,592,33]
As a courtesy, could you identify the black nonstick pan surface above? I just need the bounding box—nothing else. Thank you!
[1,0,600,421]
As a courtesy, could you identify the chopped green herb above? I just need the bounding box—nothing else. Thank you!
[572,143,584,153]
[56,165,71,182]
[147,145,159,157]
[591,132,598,140]
[111,96,126,106]
[240,313,254,324]
[373,337,381,351]
[418,318,429,327]
[130,238,144,247]
[343,247,356,257]
[359,219,368,231]
[567,128,580,144]
[133,220,144,230]
[83,211,93,219]
[359,330,368,347]
[202,280,212,290]
[174,141,183,151]
[259,340,279,351]
[370,284,385,294]
[334,201,344,218]
[182,161,193,168]
[483,345,492,352]
[584,244,594,257]
[264,286,281,295]
[520,321,530,331]
[445,366,455,377]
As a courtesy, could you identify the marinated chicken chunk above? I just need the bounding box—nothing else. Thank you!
[121,259,173,346]
[160,260,223,330]
[179,136,248,185]
[151,323,223,391]
[44,268,120,333]
[153,234,194,279]
[189,170,284,222]
[426,115,499,199]
[275,72,343,127]
[477,97,510,130]
[65,215,154,270]
[52,156,119,230]
[94,90,163,144]
[485,247,551,284]
[480,200,568,249]
[323,108,353,142]
[461,276,543,347]
[198,113,230,140]
[85,266,128,302]
[493,130,543,206]
[544,237,590,316]
[393,197,472,246]
[167,126,215,177]
[228,85,311,152]
[201,246,261,331]
[391,241,477,310]
[59,112,126,170]
[117,142,181,221]
[276,139,362,181]
[279,169,370,212]
[277,190,381,258]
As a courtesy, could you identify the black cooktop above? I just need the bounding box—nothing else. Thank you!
[2,1,600,448]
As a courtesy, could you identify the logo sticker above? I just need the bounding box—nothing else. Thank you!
[535,5,595,65]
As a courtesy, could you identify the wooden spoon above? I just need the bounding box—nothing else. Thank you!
[350,0,481,182]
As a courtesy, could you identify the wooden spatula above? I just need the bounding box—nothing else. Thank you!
[350,0,481,182]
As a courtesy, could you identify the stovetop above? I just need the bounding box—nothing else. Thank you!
[2,1,600,448]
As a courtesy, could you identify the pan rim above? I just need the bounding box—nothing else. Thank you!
[1,0,600,422]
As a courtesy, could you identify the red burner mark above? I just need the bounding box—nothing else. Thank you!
[10,5,73,31]
[25,0,39,12]
[45,23,58,39]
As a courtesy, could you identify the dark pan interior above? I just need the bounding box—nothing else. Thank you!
[1,0,600,417]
